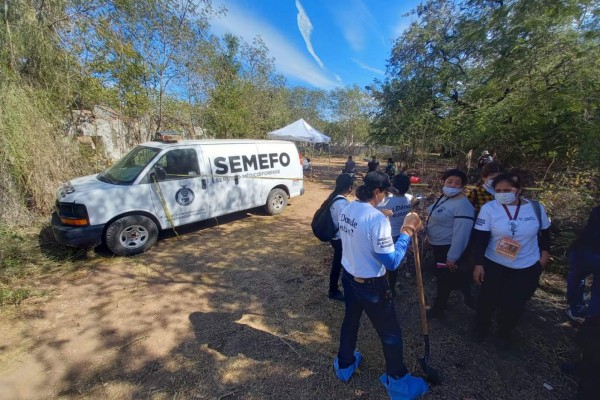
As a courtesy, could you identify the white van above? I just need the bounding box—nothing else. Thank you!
[52,138,304,255]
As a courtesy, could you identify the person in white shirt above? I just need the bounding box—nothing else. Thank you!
[377,174,413,296]
[472,172,551,350]
[333,171,428,400]
[302,157,312,175]
[325,174,354,301]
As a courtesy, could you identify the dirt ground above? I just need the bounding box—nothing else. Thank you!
[0,157,581,399]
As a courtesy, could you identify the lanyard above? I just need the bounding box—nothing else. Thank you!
[502,199,521,237]
[425,195,449,227]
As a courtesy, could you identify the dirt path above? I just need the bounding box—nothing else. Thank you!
[0,159,580,399]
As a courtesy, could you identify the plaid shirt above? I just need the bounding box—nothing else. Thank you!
[468,185,494,215]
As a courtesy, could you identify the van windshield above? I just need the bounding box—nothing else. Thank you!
[98,146,160,185]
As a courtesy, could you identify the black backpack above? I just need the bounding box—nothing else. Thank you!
[311,197,346,242]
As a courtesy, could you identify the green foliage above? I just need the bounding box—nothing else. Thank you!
[200,34,289,138]
[372,0,600,168]
[326,85,374,152]
[286,87,328,127]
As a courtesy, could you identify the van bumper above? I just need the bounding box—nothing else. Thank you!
[51,213,104,248]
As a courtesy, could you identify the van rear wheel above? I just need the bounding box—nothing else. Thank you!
[105,215,158,256]
[265,188,288,215]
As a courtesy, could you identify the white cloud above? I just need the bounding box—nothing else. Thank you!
[295,0,324,69]
[334,73,342,82]
[351,58,384,76]
[334,0,383,52]
[209,1,339,89]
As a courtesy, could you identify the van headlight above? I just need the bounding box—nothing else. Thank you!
[57,203,90,226]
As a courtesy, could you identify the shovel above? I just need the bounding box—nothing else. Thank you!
[412,232,442,385]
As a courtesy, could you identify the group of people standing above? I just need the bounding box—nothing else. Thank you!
[342,155,400,178]
[320,153,572,399]
[424,166,552,350]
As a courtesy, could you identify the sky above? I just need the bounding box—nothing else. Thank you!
[209,0,421,90]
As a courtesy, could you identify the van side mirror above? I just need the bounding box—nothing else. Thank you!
[154,166,167,181]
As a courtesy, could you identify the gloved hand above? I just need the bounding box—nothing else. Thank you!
[401,212,423,234]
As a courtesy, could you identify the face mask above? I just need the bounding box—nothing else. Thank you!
[495,192,517,205]
[443,186,462,197]
[377,191,389,207]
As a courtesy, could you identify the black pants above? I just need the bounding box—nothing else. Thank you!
[430,244,470,312]
[329,239,343,294]
[386,235,401,292]
[475,258,542,338]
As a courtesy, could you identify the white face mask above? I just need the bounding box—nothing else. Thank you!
[443,186,462,197]
[495,192,517,205]
[377,191,389,207]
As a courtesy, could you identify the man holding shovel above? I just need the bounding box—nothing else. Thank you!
[333,171,428,400]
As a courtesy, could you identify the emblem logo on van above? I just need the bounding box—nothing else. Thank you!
[175,185,195,206]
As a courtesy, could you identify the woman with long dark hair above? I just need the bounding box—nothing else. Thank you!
[333,171,428,400]
[324,173,354,300]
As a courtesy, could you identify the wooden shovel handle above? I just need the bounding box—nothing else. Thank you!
[412,233,429,335]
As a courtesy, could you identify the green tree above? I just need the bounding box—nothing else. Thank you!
[198,34,289,138]
[67,0,218,132]
[327,85,374,153]
[285,86,328,129]
[372,0,600,167]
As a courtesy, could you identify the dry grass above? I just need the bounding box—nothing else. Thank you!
[0,80,96,220]
[0,156,583,400]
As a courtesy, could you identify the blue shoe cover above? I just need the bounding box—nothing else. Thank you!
[333,351,363,382]
[379,373,428,400]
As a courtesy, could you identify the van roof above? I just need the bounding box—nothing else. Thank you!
[143,139,295,149]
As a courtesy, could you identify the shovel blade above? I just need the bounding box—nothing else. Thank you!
[418,356,442,385]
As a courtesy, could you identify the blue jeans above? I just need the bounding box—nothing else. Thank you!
[567,249,600,316]
[337,269,408,378]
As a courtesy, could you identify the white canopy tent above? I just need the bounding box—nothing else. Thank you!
[267,119,332,174]
[267,118,331,143]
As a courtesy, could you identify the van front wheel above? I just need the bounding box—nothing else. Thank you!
[265,188,288,215]
[105,215,158,256]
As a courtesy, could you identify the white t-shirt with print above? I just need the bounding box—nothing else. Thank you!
[339,201,395,278]
[475,200,551,269]
[329,195,350,240]
[377,194,413,236]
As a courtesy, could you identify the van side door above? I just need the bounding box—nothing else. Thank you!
[147,147,210,227]
[203,144,264,216]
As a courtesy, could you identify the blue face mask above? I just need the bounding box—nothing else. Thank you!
[443,186,462,197]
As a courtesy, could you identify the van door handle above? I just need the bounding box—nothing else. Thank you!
[234,175,239,185]
[201,179,207,189]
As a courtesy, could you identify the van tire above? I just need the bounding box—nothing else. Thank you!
[265,188,288,215]
[105,215,158,256]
